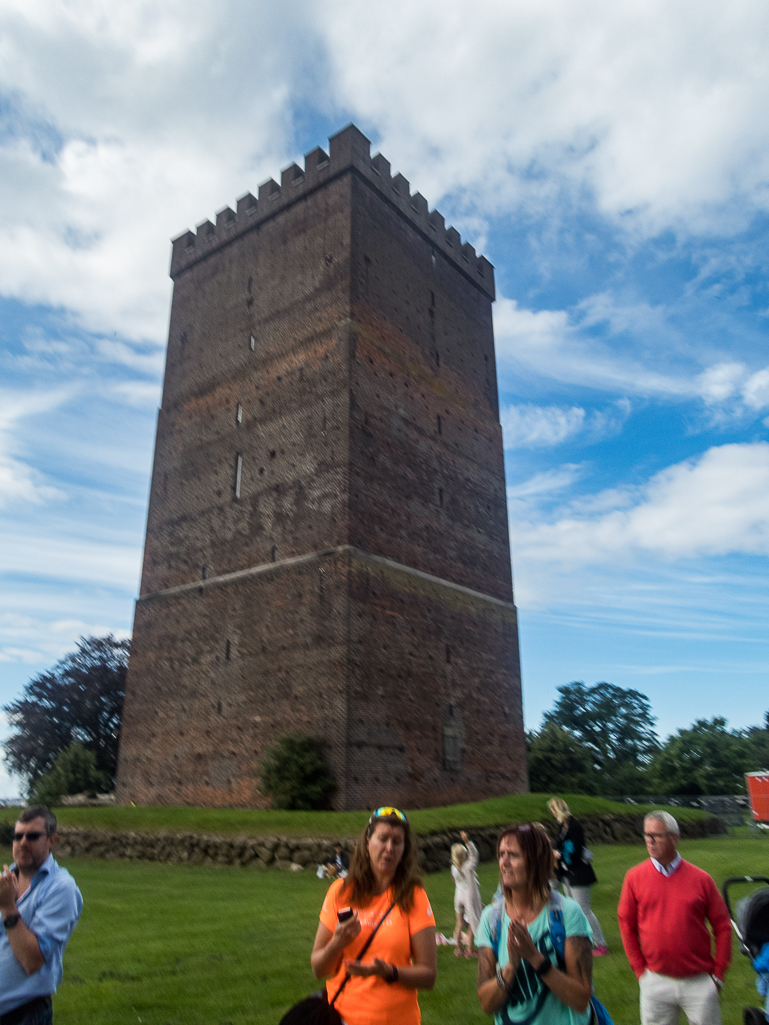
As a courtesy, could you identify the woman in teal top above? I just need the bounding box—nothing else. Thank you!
[476,823,593,1025]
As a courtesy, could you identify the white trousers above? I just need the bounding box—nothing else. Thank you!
[562,882,607,948]
[639,971,722,1025]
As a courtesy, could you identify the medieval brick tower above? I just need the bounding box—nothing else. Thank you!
[116,125,528,810]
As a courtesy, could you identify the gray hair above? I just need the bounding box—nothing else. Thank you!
[644,810,680,836]
[18,805,57,836]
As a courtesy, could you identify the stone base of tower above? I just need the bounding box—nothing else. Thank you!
[115,546,528,810]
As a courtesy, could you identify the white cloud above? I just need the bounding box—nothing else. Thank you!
[501,399,631,449]
[507,464,584,500]
[0,1,768,343]
[743,368,769,411]
[321,0,769,236]
[0,390,68,507]
[513,441,769,567]
[494,296,692,396]
[502,404,585,448]
[697,362,747,404]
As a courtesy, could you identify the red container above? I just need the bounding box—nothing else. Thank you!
[745,771,769,822]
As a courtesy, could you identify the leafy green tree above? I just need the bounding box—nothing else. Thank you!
[259,734,337,810]
[648,717,755,795]
[745,711,769,772]
[526,723,599,794]
[2,635,129,792]
[542,681,659,791]
[31,744,111,807]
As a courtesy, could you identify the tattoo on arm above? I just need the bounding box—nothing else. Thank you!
[478,947,497,988]
[573,936,593,986]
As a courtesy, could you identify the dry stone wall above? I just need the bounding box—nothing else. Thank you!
[54,812,724,871]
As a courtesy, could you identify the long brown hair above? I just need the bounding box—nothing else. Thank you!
[496,822,553,906]
[340,811,422,912]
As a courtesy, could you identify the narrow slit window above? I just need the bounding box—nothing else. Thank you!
[271,545,278,562]
[437,414,442,435]
[438,487,444,507]
[225,640,231,660]
[443,727,461,771]
[249,335,255,351]
[234,454,242,499]
[236,403,243,424]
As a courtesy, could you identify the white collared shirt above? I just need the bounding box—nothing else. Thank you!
[651,853,682,877]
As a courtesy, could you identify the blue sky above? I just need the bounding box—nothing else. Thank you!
[1,0,768,797]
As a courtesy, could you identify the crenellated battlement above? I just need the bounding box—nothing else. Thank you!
[169,124,494,299]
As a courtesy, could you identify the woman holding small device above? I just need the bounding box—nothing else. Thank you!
[310,806,437,1025]
[476,822,593,1025]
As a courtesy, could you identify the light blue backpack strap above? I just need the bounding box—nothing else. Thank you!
[488,899,505,956]
[547,889,566,967]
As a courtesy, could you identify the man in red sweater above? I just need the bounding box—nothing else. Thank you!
[618,811,731,1025]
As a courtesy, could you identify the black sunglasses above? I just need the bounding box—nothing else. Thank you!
[12,831,46,842]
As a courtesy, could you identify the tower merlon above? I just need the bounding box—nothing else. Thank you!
[168,123,495,299]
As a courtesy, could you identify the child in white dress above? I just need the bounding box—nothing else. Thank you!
[451,830,483,958]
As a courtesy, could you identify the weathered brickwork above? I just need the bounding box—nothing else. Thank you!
[116,125,528,809]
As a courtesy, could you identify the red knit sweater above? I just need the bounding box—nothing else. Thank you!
[618,859,732,980]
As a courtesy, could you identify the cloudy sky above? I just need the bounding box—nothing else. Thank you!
[2,0,768,797]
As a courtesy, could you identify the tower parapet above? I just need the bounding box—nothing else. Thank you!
[169,124,495,299]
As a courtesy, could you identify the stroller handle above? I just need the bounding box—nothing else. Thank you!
[721,875,769,920]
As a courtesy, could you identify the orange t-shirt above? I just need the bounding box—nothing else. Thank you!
[319,878,435,1025]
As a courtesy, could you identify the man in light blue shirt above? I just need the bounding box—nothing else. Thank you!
[0,806,82,1025]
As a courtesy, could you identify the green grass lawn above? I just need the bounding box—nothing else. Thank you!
[2,831,767,1025]
[0,794,710,838]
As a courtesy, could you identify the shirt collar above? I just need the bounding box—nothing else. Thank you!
[651,852,682,877]
[10,852,55,890]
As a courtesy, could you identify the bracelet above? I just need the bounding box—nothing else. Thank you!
[535,958,554,978]
[386,964,399,984]
[496,964,508,991]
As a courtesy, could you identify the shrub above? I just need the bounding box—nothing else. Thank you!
[259,734,337,810]
[30,743,111,807]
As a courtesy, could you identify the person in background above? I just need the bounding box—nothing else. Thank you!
[311,806,436,1025]
[618,810,731,1025]
[548,797,609,956]
[451,830,483,958]
[324,842,350,879]
[476,822,593,1025]
[0,806,83,1025]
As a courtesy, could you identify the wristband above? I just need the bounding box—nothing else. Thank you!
[386,964,399,984]
[496,964,508,991]
[535,957,554,978]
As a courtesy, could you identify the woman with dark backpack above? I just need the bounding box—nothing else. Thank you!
[548,797,608,956]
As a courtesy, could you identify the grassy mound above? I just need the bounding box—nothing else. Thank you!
[0,793,708,838]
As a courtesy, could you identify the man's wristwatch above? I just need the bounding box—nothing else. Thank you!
[3,913,20,930]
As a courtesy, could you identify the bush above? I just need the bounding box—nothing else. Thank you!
[259,734,337,810]
[30,743,111,807]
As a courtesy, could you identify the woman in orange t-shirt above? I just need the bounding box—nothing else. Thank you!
[311,806,437,1025]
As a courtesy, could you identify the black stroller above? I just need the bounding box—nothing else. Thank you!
[722,876,769,1025]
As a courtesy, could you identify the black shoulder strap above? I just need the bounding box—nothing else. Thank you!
[329,899,397,1008]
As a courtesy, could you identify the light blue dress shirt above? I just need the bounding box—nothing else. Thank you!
[0,854,83,1016]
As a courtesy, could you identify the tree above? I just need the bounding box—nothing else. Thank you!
[745,710,769,772]
[648,717,757,795]
[31,744,111,807]
[542,681,659,793]
[2,635,129,792]
[526,723,599,795]
[259,734,337,810]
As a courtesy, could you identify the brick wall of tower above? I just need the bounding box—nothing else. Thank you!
[139,175,354,597]
[117,551,351,808]
[348,172,512,601]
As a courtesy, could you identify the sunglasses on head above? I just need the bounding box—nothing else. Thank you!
[369,806,408,825]
[13,831,46,842]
